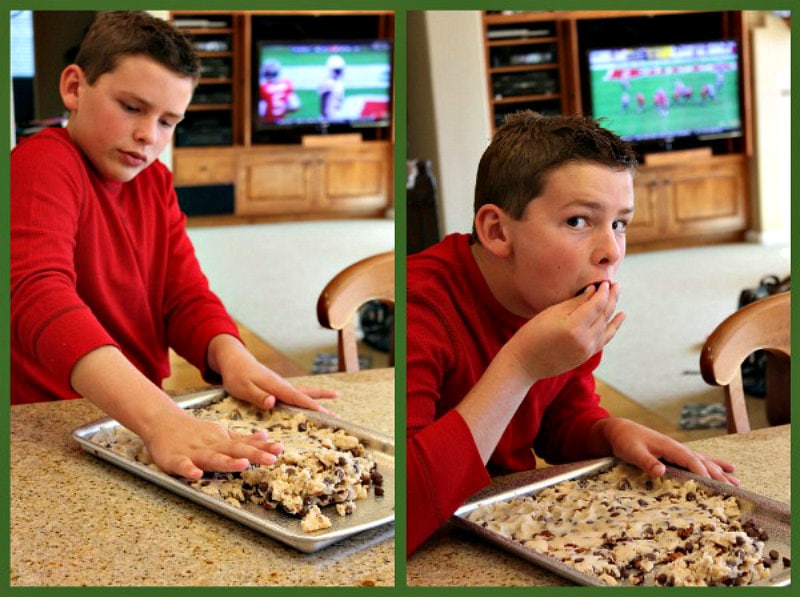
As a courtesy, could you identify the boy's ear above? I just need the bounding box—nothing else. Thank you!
[59,65,84,112]
[474,204,512,258]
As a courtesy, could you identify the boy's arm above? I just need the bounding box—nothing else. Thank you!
[456,282,623,462]
[70,345,282,479]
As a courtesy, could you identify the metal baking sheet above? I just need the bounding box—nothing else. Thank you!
[72,387,394,553]
[453,457,790,586]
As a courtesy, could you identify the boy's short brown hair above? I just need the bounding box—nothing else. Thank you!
[75,11,200,85]
[474,111,637,226]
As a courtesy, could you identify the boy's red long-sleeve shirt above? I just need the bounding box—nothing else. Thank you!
[11,128,240,404]
[406,233,610,555]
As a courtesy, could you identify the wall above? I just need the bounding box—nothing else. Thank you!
[746,12,791,245]
[407,11,490,236]
[408,11,791,246]
[32,11,96,120]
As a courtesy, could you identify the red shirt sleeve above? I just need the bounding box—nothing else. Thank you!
[407,409,488,556]
[406,285,491,555]
[10,132,119,392]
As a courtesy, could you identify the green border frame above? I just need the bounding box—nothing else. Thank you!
[4,1,798,596]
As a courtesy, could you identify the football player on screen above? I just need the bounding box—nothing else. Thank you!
[258,59,301,124]
[319,54,346,121]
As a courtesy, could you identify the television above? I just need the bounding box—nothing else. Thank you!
[586,40,742,151]
[253,39,392,142]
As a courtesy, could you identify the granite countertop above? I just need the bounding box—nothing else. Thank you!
[407,424,790,586]
[11,368,394,587]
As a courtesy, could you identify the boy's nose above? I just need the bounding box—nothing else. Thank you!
[133,119,157,145]
[595,230,623,266]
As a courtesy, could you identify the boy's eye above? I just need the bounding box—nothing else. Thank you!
[613,219,629,232]
[567,216,588,229]
[122,102,140,113]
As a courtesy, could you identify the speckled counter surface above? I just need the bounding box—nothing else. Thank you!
[11,368,394,587]
[407,425,790,586]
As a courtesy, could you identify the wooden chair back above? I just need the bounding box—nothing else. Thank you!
[699,292,790,433]
[316,251,395,372]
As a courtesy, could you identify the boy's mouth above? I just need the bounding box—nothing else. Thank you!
[576,281,605,297]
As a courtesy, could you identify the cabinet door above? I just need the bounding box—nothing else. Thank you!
[236,151,315,215]
[317,144,391,211]
[628,171,664,244]
[173,148,236,186]
[665,160,748,237]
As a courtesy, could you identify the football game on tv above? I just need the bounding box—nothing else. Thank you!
[254,40,392,131]
[587,40,742,145]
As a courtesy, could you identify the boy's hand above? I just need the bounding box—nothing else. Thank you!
[591,417,740,485]
[504,281,625,384]
[208,334,338,415]
[143,411,283,480]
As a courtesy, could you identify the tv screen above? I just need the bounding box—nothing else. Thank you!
[587,40,742,145]
[254,39,392,134]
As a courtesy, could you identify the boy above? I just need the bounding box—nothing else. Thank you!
[11,12,335,480]
[406,111,738,555]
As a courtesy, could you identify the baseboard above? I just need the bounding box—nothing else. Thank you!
[744,229,791,246]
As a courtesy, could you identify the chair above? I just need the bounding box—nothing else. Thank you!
[316,251,395,372]
[699,292,790,433]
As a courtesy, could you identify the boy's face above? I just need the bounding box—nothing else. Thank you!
[61,55,194,183]
[502,162,634,318]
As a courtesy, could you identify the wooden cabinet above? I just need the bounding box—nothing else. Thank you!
[170,11,394,219]
[628,155,748,250]
[236,142,391,217]
[480,10,751,250]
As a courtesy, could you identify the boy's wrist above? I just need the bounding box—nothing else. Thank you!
[206,333,247,376]
[587,416,625,457]
[495,341,542,388]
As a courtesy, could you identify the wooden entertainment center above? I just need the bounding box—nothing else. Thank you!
[481,10,752,251]
[170,11,394,220]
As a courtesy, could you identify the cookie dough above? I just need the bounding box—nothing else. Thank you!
[90,395,384,532]
[467,463,774,586]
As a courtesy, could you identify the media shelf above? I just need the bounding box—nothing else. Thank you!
[480,10,753,251]
[173,12,242,148]
[482,14,569,126]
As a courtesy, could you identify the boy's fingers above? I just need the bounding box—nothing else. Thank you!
[603,312,626,345]
[295,386,340,399]
[169,456,204,480]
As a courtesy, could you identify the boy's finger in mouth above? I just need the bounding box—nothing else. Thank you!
[576,281,604,297]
